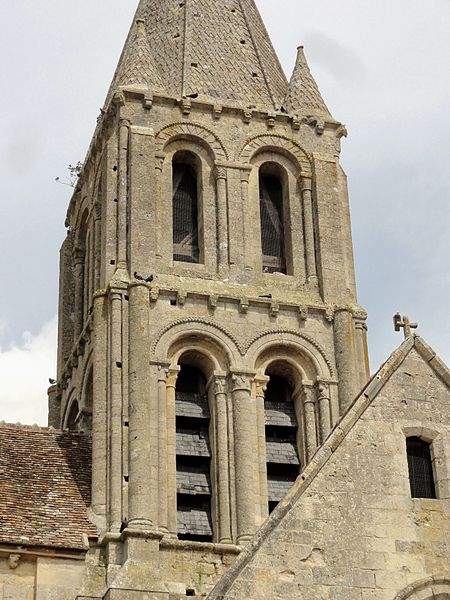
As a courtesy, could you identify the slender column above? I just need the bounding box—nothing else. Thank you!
[117,118,130,268]
[354,314,370,388]
[93,202,102,290]
[303,384,318,462]
[166,366,180,536]
[157,365,169,532]
[155,154,165,260]
[109,290,124,531]
[91,291,108,525]
[240,169,252,270]
[214,165,229,272]
[255,376,269,522]
[317,382,332,443]
[300,176,318,284]
[214,374,232,544]
[73,248,85,341]
[334,307,359,413]
[127,283,153,530]
[231,372,256,544]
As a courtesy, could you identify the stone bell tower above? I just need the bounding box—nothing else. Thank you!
[51,0,370,597]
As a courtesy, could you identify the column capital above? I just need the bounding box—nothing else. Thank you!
[302,383,317,405]
[214,165,227,181]
[230,370,255,393]
[214,376,228,396]
[299,175,313,192]
[157,364,170,383]
[254,375,270,399]
[166,365,180,389]
[118,117,131,129]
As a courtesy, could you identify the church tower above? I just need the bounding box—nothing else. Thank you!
[51,0,370,596]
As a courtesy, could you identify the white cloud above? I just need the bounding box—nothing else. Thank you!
[0,317,57,426]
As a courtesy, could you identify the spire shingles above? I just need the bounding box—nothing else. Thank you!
[284,46,332,119]
[105,0,289,111]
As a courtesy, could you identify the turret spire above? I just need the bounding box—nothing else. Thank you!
[284,46,331,119]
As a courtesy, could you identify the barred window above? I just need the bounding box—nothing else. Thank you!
[406,437,436,499]
[259,165,286,274]
[173,156,200,263]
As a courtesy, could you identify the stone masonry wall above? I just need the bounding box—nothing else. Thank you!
[207,343,450,600]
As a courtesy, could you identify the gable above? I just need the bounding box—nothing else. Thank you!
[208,338,450,600]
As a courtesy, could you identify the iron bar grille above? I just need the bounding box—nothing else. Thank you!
[406,437,436,499]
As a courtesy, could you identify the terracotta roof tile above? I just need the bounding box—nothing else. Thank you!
[0,423,97,551]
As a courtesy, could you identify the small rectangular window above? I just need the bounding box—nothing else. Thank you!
[406,437,436,499]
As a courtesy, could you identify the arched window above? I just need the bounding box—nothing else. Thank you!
[172,152,200,264]
[406,437,436,499]
[175,365,212,541]
[66,399,80,432]
[259,163,286,274]
[264,374,299,513]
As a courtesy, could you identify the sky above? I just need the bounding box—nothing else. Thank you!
[0,0,449,425]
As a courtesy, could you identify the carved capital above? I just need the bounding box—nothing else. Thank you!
[302,384,316,406]
[317,382,330,401]
[254,375,269,399]
[214,376,228,396]
[214,165,227,181]
[231,373,253,393]
[157,365,169,383]
[166,366,180,389]
[118,117,131,129]
[240,169,251,184]
[155,153,165,172]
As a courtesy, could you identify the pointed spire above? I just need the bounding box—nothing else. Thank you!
[105,17,164,107]
[105,0,288,111]
[284,46,331,119]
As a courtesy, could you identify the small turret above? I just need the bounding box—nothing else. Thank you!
[284,46,331,119]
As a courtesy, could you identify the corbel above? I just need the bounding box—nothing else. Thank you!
[239,298,249,314]
[267,113,276,128]
[213,104,223,120]
[269,301,279,318]
[180,98,192,115]
[177,291,187,306]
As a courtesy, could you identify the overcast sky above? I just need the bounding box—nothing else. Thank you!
[0,0,449,425]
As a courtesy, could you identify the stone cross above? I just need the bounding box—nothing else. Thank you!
[393,313,418,339]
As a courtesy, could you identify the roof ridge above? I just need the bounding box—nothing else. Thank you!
[0,422,88,436]
[237,0,277,109]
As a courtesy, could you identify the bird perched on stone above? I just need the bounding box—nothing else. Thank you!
[49,378,56,385]
[134,272,144,281]
[145,275,154,283]
[120,518,128,533]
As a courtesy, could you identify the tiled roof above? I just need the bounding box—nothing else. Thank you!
[106,0,288,111]
[0,423,97,551]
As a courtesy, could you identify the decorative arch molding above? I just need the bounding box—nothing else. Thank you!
[394,577,450,600]
[237,134,312,176]
[155,122,228,161]
[245,329,335,379]
[151,318,241,366]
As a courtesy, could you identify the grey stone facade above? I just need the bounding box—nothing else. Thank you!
[1,0,447,599]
